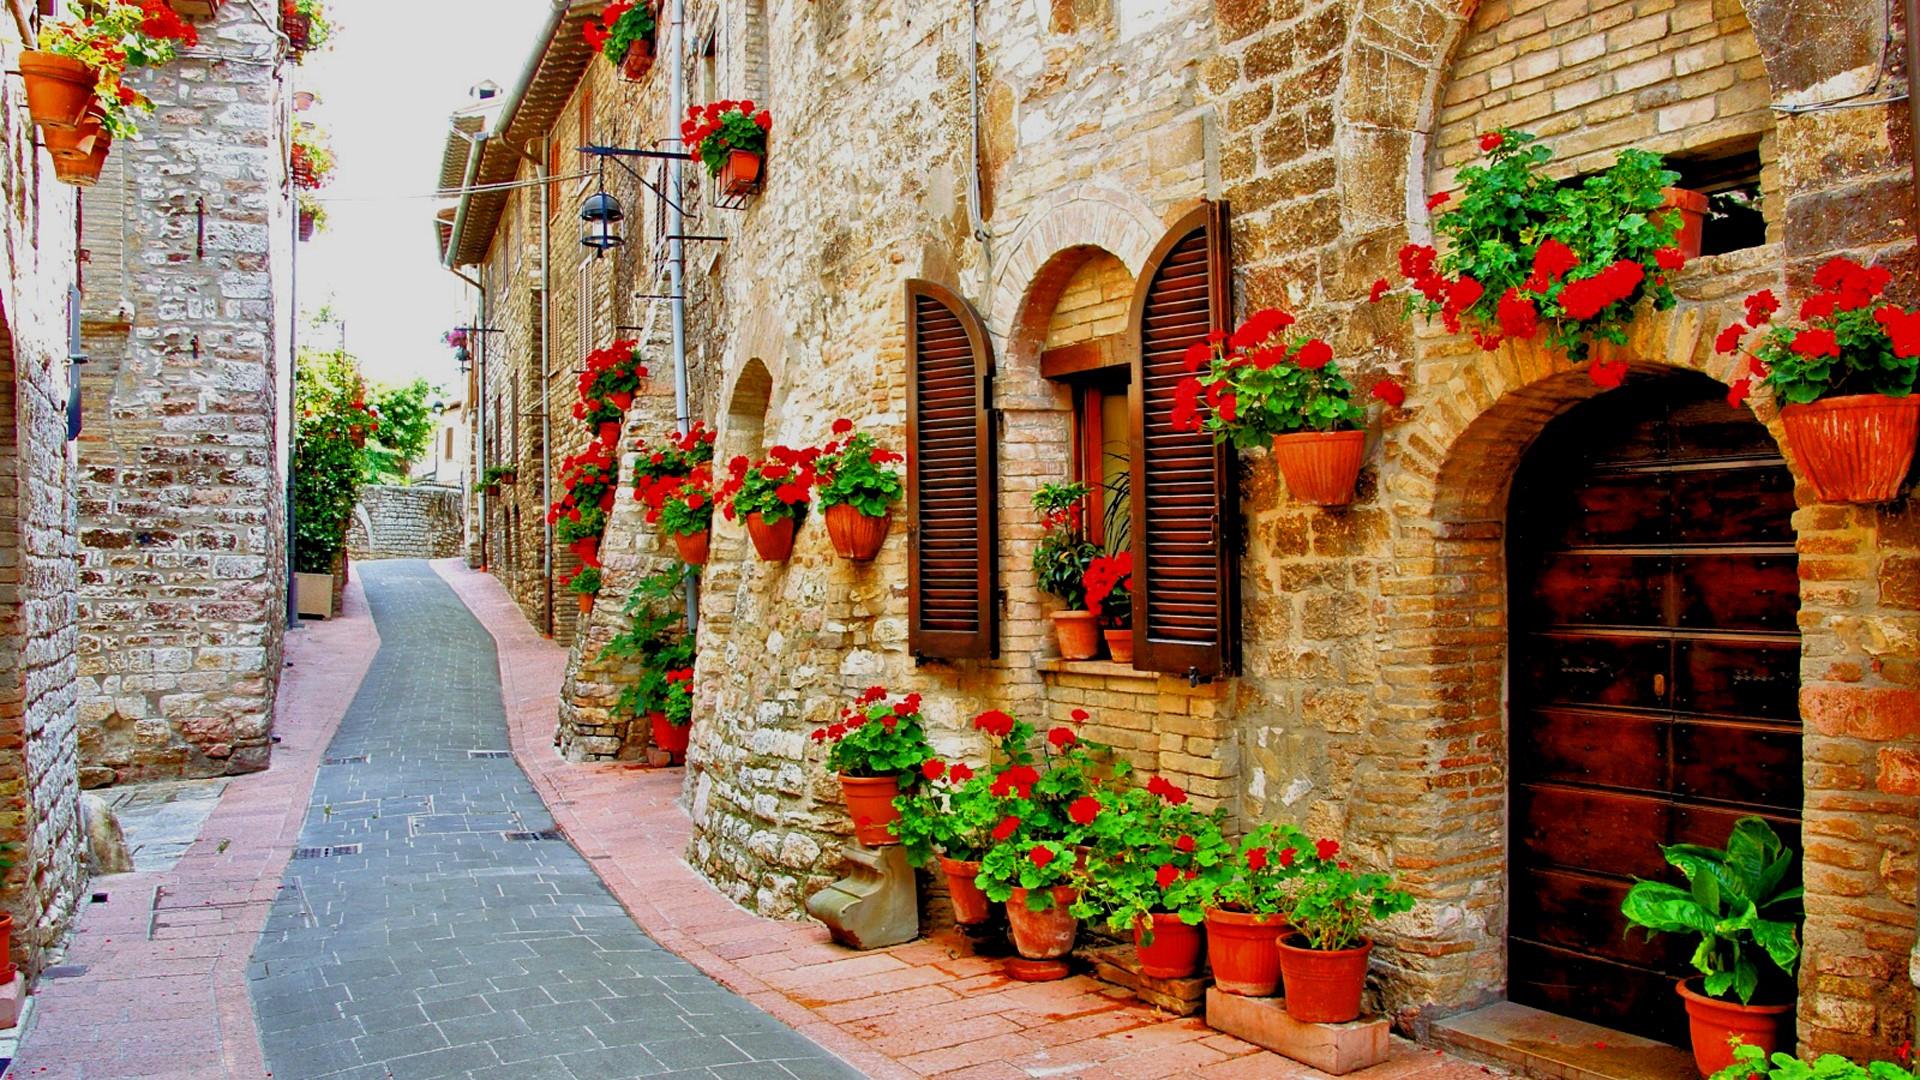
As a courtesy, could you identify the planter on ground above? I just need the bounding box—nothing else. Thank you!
[824,503,889,562]
[1205,909,1286,996]
[1276,934,1373,1024]
[19,52,96,130]
[295,571,335,619]
[1005,886,1078,978]
[1779,393,1920,503]
[0,912,14,983]
[746,512,795,561]
[940,857,991,926]
[1677,978,1792,1078]
[1134,914,1203,980]
[672,529,710,566]
[838,773,901,847]
[1050,610,1100,660]
[1272,429,1366,507]
[649,711,689,761]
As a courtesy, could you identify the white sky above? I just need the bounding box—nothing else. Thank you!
[297,0,552,394]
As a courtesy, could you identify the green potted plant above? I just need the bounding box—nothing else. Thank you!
[291,350,371,619]
[1720,260,1919,502]
[297,193,327,241]
[810,687,934,848]
[282,0,334,58]
[1191,818,1314,996]
[291,121,336,190]
[583,1,657,80]
[1379,128,1693,385]
[473,464,516,497]
[894,757,998,925]
[1176,308,1399,507]
[719,446,817,562]
[1713,1045,1915,1080]
[1620,816,1802,1078]
[27,1,196,183]
[1082,552,1134,664]
[563,565,602,616]
[814,419,905,562]
[1032,481,1099,659]
[680,99,771,196]
[1075,782,1232,980]
[602,567,697,761]
[1276,838,1414,1023]
[576,339,649,443]
[653,466,716,567]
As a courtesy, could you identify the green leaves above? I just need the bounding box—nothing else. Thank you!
[1713,1043,1919,1080]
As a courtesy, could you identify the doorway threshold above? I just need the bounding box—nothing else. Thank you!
[1432,1001,1697,1080]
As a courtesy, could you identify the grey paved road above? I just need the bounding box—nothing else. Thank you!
[249,560,860,1080]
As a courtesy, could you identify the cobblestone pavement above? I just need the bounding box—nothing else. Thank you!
[250,560,859,1080]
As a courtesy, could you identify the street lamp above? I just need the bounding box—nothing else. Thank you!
[580,191,624,255]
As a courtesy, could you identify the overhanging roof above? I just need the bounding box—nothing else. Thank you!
[436,0,601,268]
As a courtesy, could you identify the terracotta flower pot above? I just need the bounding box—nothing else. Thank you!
[484,483,500,498]
[673,529,710,566]
[1051,610,1100,661]
[292,157,317,187]
[1006,886,1079,960]
[284,11,311,53]
[1677,978,1792,1078]
[747,512,796,561]
[1780,393,1920,503]
[19,52,97,130]
[1102,628,1134,665]
[1661,186,1709,260]
[1134,914,1203,980]
[721,149,762,195]
[838,773,902,847]
[598,421,622,445]
[824,503,890,561]
[573,535,600,564]
[297,208,316,241]
[44,118,111,188]
[576,592,595,616]
[1277,934,1372,1024]
[1205,908,1287,996]
[940,857,992,926]
[622,37,655,80]
[649,711,689,760]
[0,911,16,983]
[1272,429,1366,507]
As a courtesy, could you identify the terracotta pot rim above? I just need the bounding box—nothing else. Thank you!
[938,856,982,874]
[1205,907,1287,927]
[1273,427,1366,446]
[1674,977,1795,1015]
[1779,392,1920,415]
[1009,884,1079,903]
[1660,185,1710,212]
[1051,609,1099,622]
[837,772,901,787]
[1277,934,1372,957]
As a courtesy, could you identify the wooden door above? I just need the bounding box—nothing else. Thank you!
[1507,373,1801,1043]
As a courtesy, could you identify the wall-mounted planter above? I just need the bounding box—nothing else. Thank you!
[1780,393,1920,503]
[720,150,762,197]
[19,52,97,130]
[44,116,110,188]
[824,504,889,561]
[672,529,710,566]
[297,207,316,241]
[746,513,795,561]
[284,11,312,53]
[1272,429,1365,507]
[166,0,226,16]
[622,38,655,81]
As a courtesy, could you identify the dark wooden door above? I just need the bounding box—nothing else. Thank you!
[1507,373,1801,1043]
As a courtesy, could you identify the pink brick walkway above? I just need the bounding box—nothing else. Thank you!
[15,581,382,1079]
[435,559,1500,1080]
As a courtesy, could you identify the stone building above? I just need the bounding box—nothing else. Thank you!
[0,0,96,977]
[74,1,298,786]
[452,0,1918,1063]
[345,483,465,562]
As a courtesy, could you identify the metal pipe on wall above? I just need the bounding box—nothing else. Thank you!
[668,0,697,631]
[540,136,555,638]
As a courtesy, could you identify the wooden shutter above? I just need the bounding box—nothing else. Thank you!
[1129,203,1238,678]
[907,279,997,660]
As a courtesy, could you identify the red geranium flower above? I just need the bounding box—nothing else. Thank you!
[1791,328,1841,359]
[1068,796,1100,826]
[1653,247,1686,272]
[1246,847,1269,871]
[1726,378,1752,408]
[1714,323,1746,355]
[1069,708,1089,724]
[973,710,1014,738]
[921,759,946,781]
[1029,845,1056,870]
[1426,191,1450,212]
[1370,379,1406,408]
[1047,726,1077,750]
[1479,131,1505,152]
[1531,238,1579,282]
[1589,359,1629,388]
[1744,289,1779,326]
[1315,838,1340,861]
[1370,278,1391,303]
[992,815,1021,842]
[1156,863,1180,888]
[948,763,974,784]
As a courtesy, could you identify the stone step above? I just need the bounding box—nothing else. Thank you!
[1431,1001,1696,1080]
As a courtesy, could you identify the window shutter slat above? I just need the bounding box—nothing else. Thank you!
[1129,203,1239,678]
[907,280,997,659]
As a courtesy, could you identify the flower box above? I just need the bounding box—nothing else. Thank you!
[165,0,225,16]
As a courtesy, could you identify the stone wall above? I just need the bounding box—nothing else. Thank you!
[346,484,465,561]
[73,2,294,786]
[0,8,89,978]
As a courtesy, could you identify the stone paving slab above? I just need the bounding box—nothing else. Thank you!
[252,560,861,1080]
[435,559,1510,1080]
[14,579,384,1079]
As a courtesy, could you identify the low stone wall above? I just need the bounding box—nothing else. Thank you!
[346,484,465,561]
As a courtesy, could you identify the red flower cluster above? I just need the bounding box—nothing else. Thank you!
[990,765,1040,799]
[679,99,772,161]
[1082,553,1132,613]
[632,422,716,518]
[1047,726,1077,750]
[1558,259,1646,321]
[1719,257,1920,407]
[1145,775,1187,806]
[810,688,923,744]
[137,0,198,46]
[576,340,648,432]
[973,709,1015,738]
[583,1,643,51]
[1068,795,1101,825]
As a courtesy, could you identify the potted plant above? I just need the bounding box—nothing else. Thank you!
[602,567,697,762]
[291,121,336,189]
[1713,1045,1914,1080]
[1076,782,1231,980]
[473,465,516,497]
[1621,816,1802,1078]
[681,99,771,196]
[564,565,602,615]
[810,687,935,847]
[292,351,371,619]
[1379,128,1693,385]
[550,441,621,566]
[893,757,997,925]
[1276,838,1415,1023]
[1032,482,1099,659]
[1720,259,1919,502]
[583,1,657,81]
[576,339,648,439]
[297,193,326,241]
[719,446,817,562]
[814,418,904,562]
[654,467,716,567]
[1176,309,1399,507]
[1193,819,1315,996]
[282,0,333,58]
[28,2,193,132]
[1083,553,1133,664]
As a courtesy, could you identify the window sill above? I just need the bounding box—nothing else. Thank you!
[1037,658,1155,681]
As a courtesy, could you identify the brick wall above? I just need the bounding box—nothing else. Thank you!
[345,484,466,561]
[73,1,293,786]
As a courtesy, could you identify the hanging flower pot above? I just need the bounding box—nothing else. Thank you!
[650,711,690,760]
[940,857,992,926]
[1102,629,1134,665]
[746,512,796,561]
[672,529,710,566]
[1779,393,1920,503]
[720,149,762,196]
[837,773,901,847]
[573,535,600,564]
[283,10,311,53]
[1272,429,1366,507]
[597,420,623,445]
[1661,187,1709,260]
[824,504,890,562]
[576,592,595,616]
[622,37,655,81]
[0,912,15,983]
[19,52,97,130]
[1134,914,1203,980]
[297,207,316,242]
[1005,886,1079,976]
[1276,934,1373,1024]
[1205,909,1287,996]
[1050,610,1100,661]
[45,118,111,188]
[1677,978,1792,1078]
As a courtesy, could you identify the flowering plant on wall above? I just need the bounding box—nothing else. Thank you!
[291,121,335,189]
[561,565,602,598]
[814,421,904,518]
[682,100,770,195]
[652,466,715,538]
[1381,128,1688,383]
[631,422,716,511]
[33,0,198,139]
[549,444,620,559]
[583,1,655,70]
[1083,553,1132,630]
[719,446,818,526]
[574,339,648,434]
[282,0,334,56]
[602,566,698,757]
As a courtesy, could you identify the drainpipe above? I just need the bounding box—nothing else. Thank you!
[450,267,487,569]
[668,0,696,631]
[966,0,990,248]
[540,137,555,639]
[1906,0,1920,260]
